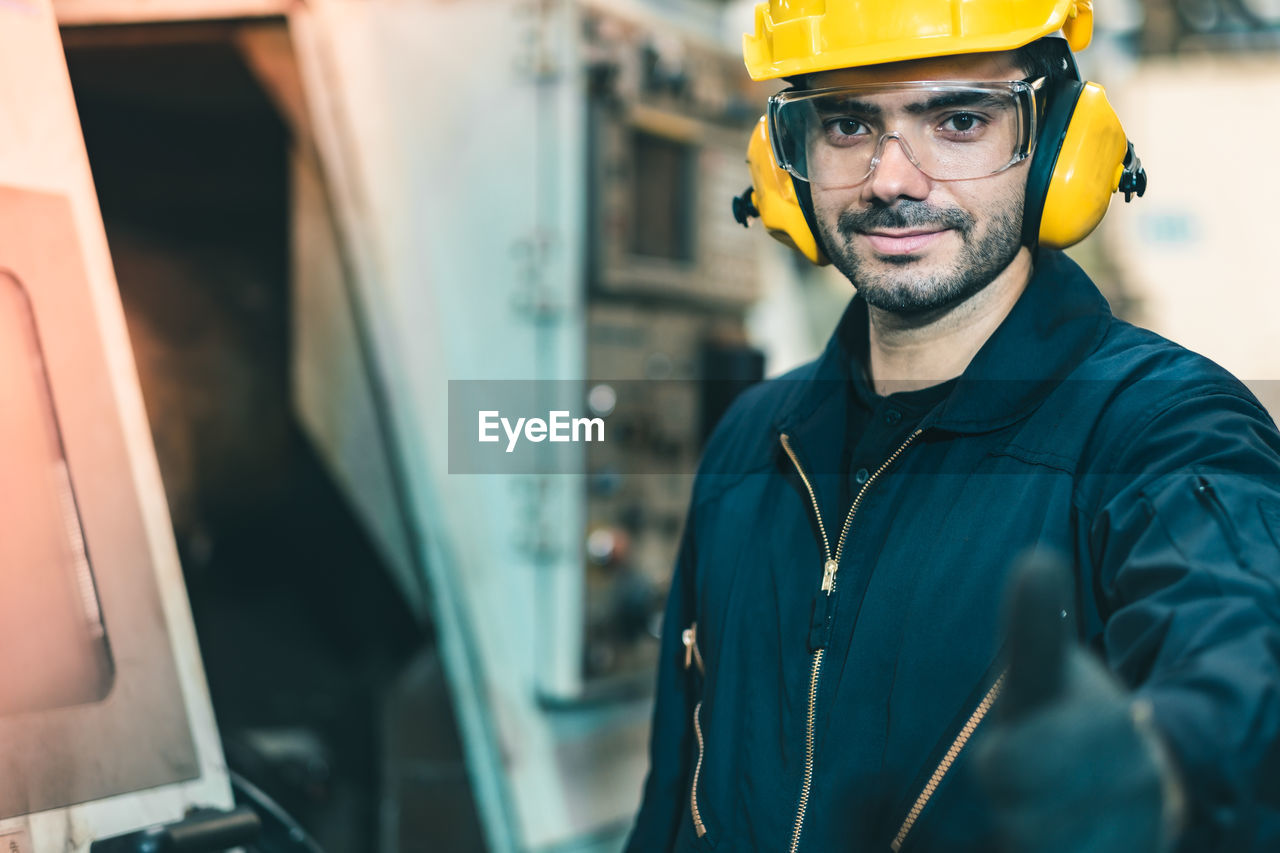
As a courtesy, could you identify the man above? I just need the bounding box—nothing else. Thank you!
[626,1,1280,851]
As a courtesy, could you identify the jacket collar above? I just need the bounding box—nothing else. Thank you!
[774,250,1113,438]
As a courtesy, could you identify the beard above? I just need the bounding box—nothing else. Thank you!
[819,195,1024,316]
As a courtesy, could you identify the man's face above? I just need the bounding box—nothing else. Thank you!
[805,52,1030,315]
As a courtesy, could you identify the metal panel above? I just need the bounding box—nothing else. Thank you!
[0,0,233,847]
[0,186,198,819]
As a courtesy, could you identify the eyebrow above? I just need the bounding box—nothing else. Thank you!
[810,90,1009,118]
[903,91,1009,114]
[812,97,882,117]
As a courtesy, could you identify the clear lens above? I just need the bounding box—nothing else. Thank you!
[769,80,1040,188]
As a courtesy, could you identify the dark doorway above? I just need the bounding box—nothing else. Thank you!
[64,25,432,852]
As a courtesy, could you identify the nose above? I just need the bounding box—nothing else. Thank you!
[862,134,931,204]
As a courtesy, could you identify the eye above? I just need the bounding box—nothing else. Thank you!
[939,112,986,136]
[822,117,870,145]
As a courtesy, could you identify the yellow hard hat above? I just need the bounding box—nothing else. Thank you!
[743,0,1095,81]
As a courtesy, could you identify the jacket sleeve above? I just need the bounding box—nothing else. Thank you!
[624,510,700,852]
[1085,389,1280,849]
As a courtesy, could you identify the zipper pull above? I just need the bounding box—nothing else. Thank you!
[682,623,704,673]
[821,558,838,592]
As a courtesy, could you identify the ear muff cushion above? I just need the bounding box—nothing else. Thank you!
[1022,77,1084,249]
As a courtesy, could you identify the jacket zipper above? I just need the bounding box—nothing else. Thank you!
[684,623,709,838]
[691,700,708,837]
[779,429,922,853]
[1194,476,1246,564]
[890,673,1005,851]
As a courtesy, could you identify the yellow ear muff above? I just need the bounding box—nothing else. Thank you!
[745,117,828,265]
[1038,82,1131,249]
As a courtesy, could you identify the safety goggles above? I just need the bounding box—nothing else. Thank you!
[767,79,1044,188]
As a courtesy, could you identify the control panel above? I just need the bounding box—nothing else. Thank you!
[577,7,766,688]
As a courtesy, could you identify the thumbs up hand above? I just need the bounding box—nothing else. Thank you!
[974,552,1185,853]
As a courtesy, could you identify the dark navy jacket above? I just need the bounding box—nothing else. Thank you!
[626,251,1280,852]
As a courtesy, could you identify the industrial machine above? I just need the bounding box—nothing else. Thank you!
[275,1,771,846]
[0,0,775,850]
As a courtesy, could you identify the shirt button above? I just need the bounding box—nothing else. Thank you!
[884,408,902,425]
[854,468,870,485]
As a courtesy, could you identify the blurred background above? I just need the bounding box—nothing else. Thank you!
[3,0,1278,851]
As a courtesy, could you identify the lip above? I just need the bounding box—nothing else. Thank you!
[860,229,949,256]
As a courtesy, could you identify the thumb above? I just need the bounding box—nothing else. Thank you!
[999,549,1073,723]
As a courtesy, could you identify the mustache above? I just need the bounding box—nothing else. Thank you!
[837,201,974,239]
